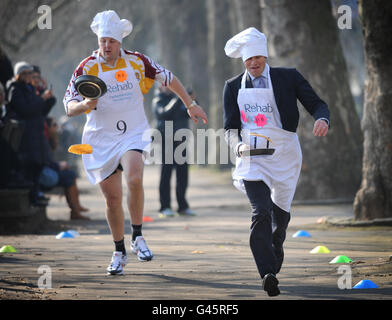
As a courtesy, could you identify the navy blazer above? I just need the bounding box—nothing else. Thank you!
[223,67,330,148]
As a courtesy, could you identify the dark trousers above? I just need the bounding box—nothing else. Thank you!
[243,180,291,279]
[159,138,189,212]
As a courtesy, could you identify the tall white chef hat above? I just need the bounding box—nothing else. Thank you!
[224,27,268,62]
[90,10,133,43]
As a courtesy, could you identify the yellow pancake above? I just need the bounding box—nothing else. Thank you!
[68,144,93,155]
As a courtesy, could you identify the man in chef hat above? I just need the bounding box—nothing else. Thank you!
[64,10,208,276]
[223,27,330,296]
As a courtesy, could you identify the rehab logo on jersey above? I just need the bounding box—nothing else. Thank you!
[107,80,134,102]
[107,80,134,93]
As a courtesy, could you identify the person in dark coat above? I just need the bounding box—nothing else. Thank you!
[6,61,56,205]
[0,81,15,187]
[0,45,13,89]
[153,85,196,217]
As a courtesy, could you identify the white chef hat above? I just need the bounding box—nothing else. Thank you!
[224,27,268,62]
[90,10,133,43]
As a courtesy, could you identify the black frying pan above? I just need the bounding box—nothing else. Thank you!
[75,75,107,99]
[240,132,275,157]
[240,148,275,156]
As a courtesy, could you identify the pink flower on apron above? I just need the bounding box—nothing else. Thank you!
[241,110,247,123]
[254,113,267,127]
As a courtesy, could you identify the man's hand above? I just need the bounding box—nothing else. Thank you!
[83,98,98,113]
[67,98,98,117]
[238,143,250,156]
[313,119,329,137]
[41,89,53,101]
[167,75,208,124]
[187,103,208,124]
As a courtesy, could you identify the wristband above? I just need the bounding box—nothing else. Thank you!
[318,118,329,126]
[187,100,198,109]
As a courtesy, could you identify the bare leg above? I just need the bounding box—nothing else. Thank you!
[120,151,154,262]
[120,151,144,225]
[71,179,89,212]
[79,206,89,212]
[99,170,124,242]
[65,183,90,220]
[77,177,90,212]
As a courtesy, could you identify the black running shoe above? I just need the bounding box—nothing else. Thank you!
[262,273,280,297]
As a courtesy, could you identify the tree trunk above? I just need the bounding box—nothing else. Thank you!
[179,1,209,109]
[232,0,262,31]
[206,0,237,130]
[229,0,262,75]
[151,0,210,108]
[151,0,184,77]
[353,0,392,220]
[206,0,238,167]
[262,0,363,201]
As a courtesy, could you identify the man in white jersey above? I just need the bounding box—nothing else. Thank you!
[64,10,208,275]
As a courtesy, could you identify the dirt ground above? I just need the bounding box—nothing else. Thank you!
[1,165,391,301]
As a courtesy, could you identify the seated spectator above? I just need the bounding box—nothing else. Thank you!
[42,116,90,220]
[56,116,81,169]
[6,61,56,206]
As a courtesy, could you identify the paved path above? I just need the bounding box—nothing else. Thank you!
[1,165,391,300]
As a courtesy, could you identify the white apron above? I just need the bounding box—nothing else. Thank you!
[82,57,151,184]
[232,70,302,212]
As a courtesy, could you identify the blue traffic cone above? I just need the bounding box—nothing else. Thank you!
[67,230,80,237]
[353,279,378,289]
[56,231,75,239]
[292,230,311,238]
